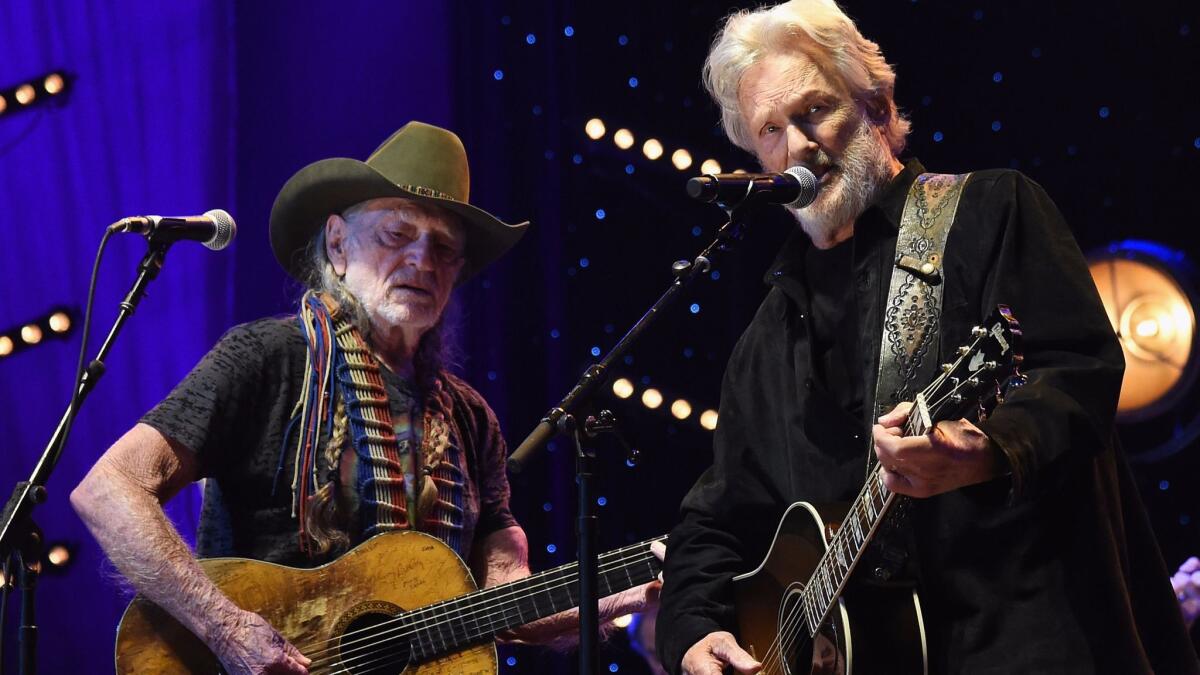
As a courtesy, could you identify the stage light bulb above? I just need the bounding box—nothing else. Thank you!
[0,96,7,114]
[48,311,71,333]
[613,128,634,150]
[14,84,35,105]
[671,399,693,419]
[641,388,663,409]
[47,544,70,567]
[642,139,663,160]
[585,118,606,140]
[612,378,634,399]
[612,614,634,629]
[44,73,64,95]
[700,409,719,430]
[0,336,13,356]
[732,168,748,174]
[20,324,42,344]
[671,149,693,171]
[700,159,722,174]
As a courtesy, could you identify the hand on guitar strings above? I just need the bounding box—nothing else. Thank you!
[498,541,667,650]
[872,402,1002,498]
[1172,556,1200,630]
[210,608,312,675]
[680,631,762,675]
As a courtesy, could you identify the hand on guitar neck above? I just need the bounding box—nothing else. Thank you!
[872,400,1004,499]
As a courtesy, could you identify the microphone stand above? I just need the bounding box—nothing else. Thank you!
[0,237,170,674]
[508,200,762,675]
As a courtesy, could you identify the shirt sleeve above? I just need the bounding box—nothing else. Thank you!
[139,321,277,476]
[965,172,1125,497]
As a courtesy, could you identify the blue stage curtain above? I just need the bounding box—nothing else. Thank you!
[0,1,235,670]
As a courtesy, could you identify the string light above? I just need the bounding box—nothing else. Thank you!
[0,306,77,360]
[585,118,606,140]
[612,378,634,399]
[641,388,663,409]
[670,399,693,419]
[613,128,634,149]
[700,409,719,430]
[671,148,693,170]
[642,139,663,160]
[0,70,71,118]
[700,159,722,174]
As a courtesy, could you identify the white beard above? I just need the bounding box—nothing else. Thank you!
[786,120,896,244]
[342,274,429,334]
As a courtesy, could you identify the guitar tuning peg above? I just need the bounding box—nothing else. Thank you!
[958,346,972,356]
[941,363,954,373]
[971,326,987,337]
[983,361,998,370]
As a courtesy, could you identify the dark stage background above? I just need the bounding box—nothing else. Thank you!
[1,1,1197,672]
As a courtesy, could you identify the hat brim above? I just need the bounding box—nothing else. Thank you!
[270,157,528,284]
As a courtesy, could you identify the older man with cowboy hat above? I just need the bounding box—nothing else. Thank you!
[72,121,658,674]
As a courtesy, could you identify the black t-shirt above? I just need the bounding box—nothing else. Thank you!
[141,317,518,567]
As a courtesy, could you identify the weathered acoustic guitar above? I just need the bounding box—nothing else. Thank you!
[115,531,664,673]
[732,306,1024,675]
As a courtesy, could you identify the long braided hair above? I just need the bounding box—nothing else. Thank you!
[296,226,460,556]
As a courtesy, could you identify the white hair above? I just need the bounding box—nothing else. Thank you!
[704,0,911,155]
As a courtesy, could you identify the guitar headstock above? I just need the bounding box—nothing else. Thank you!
[915,305,1025,431]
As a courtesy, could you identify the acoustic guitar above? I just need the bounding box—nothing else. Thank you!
[733,306,1024,674]
[115,531,665,674]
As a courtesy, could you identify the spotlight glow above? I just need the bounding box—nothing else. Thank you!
[20,324,42,345]
[585,118,606,140]
[671,149,693,170]
[0,96,7,114]
[612,378,635,399]
[47,544,70,567]
[612,614,634,629]
[48,311,71,333]
[642,139,664,160]
[0,336,12,356]
[613,128,634,150]
[641,388,663,409]
[671,399,693,419]
[700,409,719,430]
[14,84,35,105]
[44,73,65,95]
[700,159,722,174]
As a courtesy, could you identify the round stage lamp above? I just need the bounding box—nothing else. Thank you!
[1088,240,1199,421]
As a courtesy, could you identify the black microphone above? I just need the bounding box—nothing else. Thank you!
[686,166,819,208]
[108,209,237,251]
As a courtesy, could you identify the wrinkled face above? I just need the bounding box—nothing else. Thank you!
[327,197,466,335]
[738,51,896,241]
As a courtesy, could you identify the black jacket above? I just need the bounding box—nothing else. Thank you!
[657,161,1199,674]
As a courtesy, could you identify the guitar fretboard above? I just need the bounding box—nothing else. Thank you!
[396,537,665,662]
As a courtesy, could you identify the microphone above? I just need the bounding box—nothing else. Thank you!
[686,166,819,208]
[108,209,237,251]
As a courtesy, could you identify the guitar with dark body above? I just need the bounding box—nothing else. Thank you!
[732,306,1024,675]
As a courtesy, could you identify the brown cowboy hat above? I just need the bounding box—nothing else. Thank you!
[269,121,529,283]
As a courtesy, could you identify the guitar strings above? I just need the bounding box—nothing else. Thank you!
[300,540,660,665]
[306,543,659,672]
[757,337,990,672]
[300,537,663,663]
[297,539,663,671]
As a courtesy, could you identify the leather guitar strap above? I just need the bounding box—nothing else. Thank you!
[865,171,970,581]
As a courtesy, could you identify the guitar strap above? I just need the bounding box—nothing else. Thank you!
[871,172,971,423]
[865,172,970,580]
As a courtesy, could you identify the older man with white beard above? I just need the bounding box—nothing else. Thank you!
[71,121,658,674]
[656,2,1199,674]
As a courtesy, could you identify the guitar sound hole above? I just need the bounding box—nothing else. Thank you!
[336,610,412,675]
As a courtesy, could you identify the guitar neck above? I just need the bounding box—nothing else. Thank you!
[399,537,665,661]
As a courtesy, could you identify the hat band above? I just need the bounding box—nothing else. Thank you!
[402,184,456,201]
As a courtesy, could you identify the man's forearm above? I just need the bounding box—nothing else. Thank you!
[70,461,242,647]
